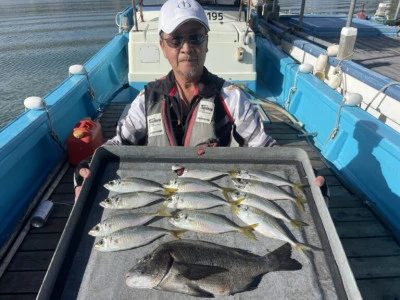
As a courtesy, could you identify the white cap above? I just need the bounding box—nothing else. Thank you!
[158,0,210,34]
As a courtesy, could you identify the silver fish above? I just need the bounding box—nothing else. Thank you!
[232,204,320,254]
[126,239,302,297]
[93,226,186,252]
[169,210,257,240]
[163,178,234,196]
[161,192,229,210]
[172,164,228,180]
[99,191,164,209]
[227,191,308,229]
[88,211,170,237]
[104,177,163,193]
[231,178,307,212]
[229,169,304,190]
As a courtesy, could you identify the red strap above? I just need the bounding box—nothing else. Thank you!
[183,106,198,147]
[161,99,176,146]
[169,86,177,96]
[219,95,233,124]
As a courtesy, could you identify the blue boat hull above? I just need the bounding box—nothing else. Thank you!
[255,36,400,237]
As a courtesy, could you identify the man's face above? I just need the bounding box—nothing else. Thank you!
[160,21,208,80]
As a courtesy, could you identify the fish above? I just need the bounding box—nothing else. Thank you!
[172,164,228,180]
[232,204,320,254]
[104,177,163,193]
[99,191,165,209]
[227,191,308,229]
[125,239,302,297]
[88,211,171,237]
[160,192,229,211]
[229,169,305,190]
[169,210,257,240]
[231,178,307,212]
[93,226,187,252]
[163,177,235,199]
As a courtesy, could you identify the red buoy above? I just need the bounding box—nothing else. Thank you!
[357,3,366,19]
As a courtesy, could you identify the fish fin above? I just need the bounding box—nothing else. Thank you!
[269,243,302,271]
[295,242,323,254]
[290,219,309,230]
[170,229,188,240]
[174,261,228,281]
[155,279,215,298]
[239,224,258,241]
[185,282,215,298]
[222,188,237,201]
[244,274,265,292]
[157,206,172,217]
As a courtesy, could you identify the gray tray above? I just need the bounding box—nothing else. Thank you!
[38,146,360,299]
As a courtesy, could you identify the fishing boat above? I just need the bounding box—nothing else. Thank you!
[0,0,399,299]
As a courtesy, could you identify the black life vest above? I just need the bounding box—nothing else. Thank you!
[144,68,233,147]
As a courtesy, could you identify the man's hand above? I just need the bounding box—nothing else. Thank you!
[314,175,325,187]
[314,175,330,203]
[73,160,91,202]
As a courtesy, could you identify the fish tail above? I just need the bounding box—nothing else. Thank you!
[239,224,258,241]
[230,203,239,215]
[227,170,238,178]
[170,230,188,240]
[222,188,237,201]
[268,243,302,271]
[164,188,178,197]
[294,197,307,213]
[157,206,172,217]
[290,219,309,230]
[293,183,306,193]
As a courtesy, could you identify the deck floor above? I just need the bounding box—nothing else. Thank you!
[326,36,400,82]
[1,103,400,299]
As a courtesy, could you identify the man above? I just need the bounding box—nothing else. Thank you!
[106,0,276,148]
[74,0,326,199]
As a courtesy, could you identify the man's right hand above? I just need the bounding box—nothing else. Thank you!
[73,160,91,202]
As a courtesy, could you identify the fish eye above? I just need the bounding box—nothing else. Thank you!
[99,239,104,245]
[95,225,100,231]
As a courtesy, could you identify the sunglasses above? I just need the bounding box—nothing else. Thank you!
[162,33,207,48]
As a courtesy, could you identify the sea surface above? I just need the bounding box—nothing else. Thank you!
[0,0,397,128]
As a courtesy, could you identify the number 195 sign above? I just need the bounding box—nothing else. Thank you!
[206,11,224,20]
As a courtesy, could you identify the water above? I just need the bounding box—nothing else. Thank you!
[0,0,397,129]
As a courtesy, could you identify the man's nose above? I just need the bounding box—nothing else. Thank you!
[180,40,193,52]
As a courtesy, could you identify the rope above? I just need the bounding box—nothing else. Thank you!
[365,81,400,110]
